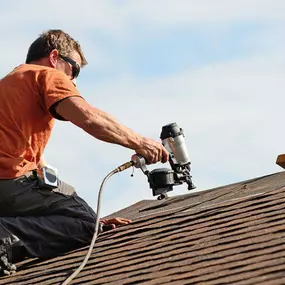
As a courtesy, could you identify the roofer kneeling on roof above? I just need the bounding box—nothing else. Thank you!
[0,29,169,275]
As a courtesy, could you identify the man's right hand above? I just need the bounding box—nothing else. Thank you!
[135,137,169,165]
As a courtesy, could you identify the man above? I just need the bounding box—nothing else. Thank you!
[0,29,168,275]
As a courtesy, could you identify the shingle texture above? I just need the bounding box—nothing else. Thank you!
[1,171,285,285]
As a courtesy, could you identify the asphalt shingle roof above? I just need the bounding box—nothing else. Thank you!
[1,171,285,284]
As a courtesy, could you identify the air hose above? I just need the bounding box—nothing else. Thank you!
[62,161,134,285]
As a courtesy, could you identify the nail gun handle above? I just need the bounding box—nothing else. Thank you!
[131,154,148,174]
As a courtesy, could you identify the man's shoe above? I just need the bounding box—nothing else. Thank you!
[0,236,17,276]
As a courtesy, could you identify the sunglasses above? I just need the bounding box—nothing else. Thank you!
[59,54,80,79]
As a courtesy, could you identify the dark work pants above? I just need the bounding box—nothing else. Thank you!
[0,172,96,262]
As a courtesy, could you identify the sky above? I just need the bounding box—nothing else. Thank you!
[1,0,285,217]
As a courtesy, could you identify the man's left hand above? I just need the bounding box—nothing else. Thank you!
[99,217,131,232]
[100,217,132,226]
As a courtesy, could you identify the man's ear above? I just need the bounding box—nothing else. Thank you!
[49,49,59,68]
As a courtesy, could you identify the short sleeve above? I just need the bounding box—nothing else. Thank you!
[38,68,81,119]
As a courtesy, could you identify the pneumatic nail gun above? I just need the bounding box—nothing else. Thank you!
[132,123,195,200]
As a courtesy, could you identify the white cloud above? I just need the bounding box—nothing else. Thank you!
[127,0,285,24]
[1,1,285,38]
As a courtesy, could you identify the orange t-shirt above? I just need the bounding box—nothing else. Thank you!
[0,64,80,178]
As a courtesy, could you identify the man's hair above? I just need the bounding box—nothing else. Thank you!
[25,29,88,66]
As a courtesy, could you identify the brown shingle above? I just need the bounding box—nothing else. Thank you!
[1,171,285,284]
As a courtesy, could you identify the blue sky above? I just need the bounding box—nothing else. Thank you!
[1,0,285,217]
[97,24,258,78]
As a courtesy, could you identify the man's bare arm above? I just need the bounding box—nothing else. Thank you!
[55,97,168,164]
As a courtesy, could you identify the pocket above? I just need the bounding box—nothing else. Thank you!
[8,178,51,214]
[0,179,17,198]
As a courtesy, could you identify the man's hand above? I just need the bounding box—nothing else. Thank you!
[100,217,132,226]
[99,217,131,232]
[37,155,47,169]
[135,137,169,165]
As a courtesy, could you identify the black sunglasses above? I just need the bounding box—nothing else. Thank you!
[59,54,80,79]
